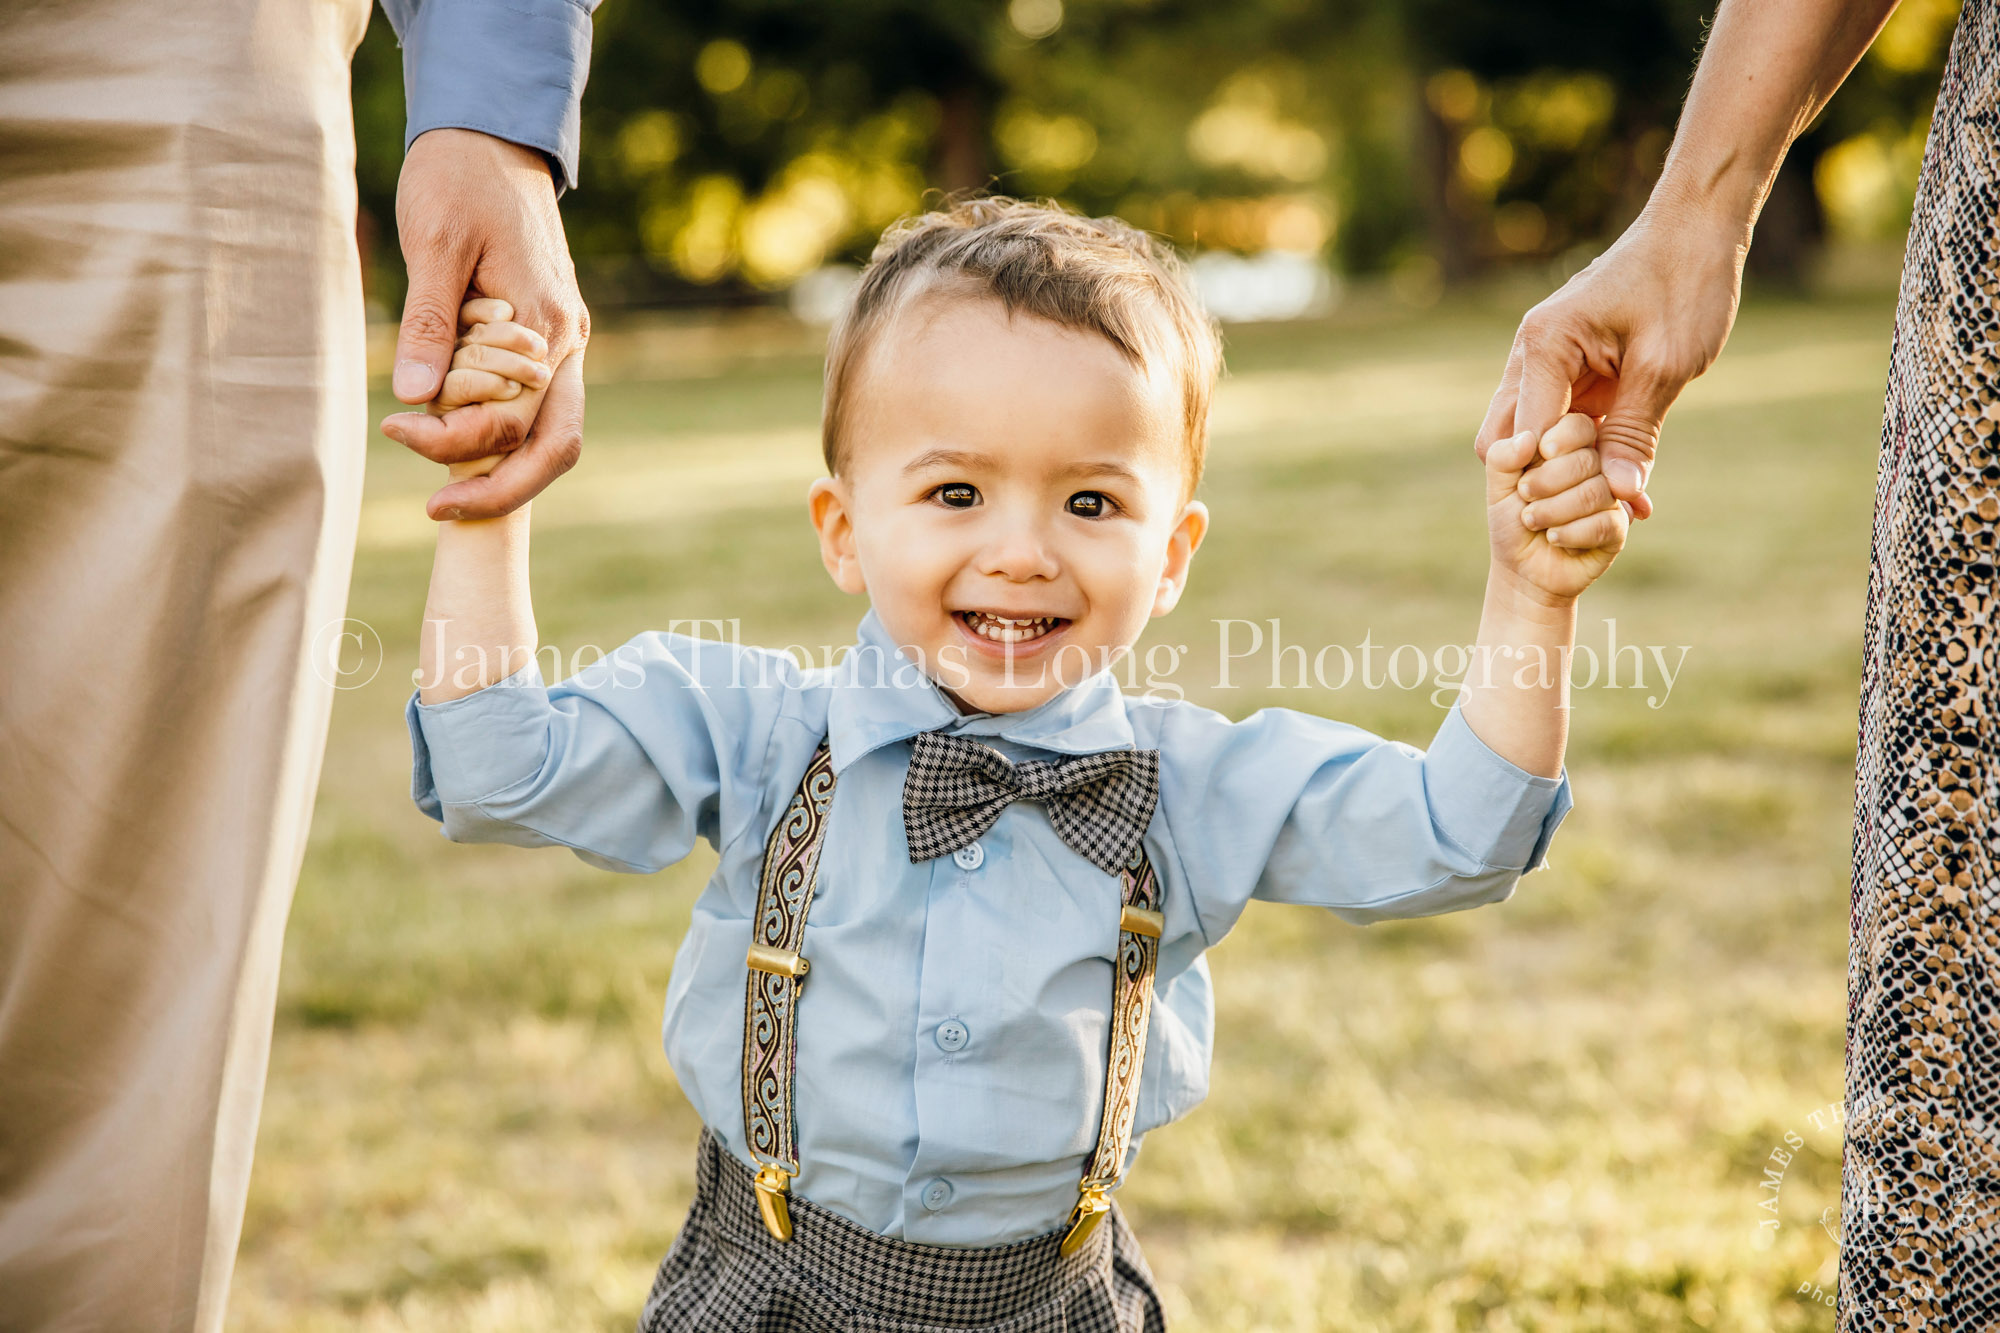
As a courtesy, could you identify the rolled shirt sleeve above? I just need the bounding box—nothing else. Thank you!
[379,0,599,193]
[407,634,798,873]
[1417,699,1572,878]
[1149,697,1572,938]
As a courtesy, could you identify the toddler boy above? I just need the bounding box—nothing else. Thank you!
[404,198,1625,1331]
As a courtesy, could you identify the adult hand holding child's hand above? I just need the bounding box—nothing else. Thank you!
[380,130,589,522]
[415,296,552,706]
[428,297,555,491]
[1485,412,1629,603]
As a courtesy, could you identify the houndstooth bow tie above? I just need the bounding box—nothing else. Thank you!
[901,730,1161,876]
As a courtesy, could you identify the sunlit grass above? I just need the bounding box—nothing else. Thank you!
[235,289,1884,1330]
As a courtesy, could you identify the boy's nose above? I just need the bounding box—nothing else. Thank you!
[975,519,1061,582]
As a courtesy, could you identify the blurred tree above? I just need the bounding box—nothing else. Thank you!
[1403,0,1705,280]
[347,0,1957,308]
[577,0,1003,303]
[1808,0,1961,250]
[352,0,1405,304]
[1402,0,1957,286]
[351,15,409,310]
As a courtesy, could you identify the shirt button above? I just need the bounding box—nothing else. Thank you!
[952,842,985,871]
[921,1178,954,1212]
[935,1019,970,1053]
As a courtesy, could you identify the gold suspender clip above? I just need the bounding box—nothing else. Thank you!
[1119,905,1164,939]
[746,944,811,979]
[1061,1180,1113,1257]
[752,1160,797,1241]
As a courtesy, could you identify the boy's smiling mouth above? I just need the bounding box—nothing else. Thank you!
[955,610,1070,647]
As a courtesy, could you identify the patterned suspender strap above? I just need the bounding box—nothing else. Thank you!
[1061,843,1165,1257]
[740,740,837,1242]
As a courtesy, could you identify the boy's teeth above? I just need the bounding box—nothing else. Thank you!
[964,612,1058,644]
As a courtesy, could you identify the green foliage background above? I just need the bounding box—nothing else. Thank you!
[351,0,1961,312]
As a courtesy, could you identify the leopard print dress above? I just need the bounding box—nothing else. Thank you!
[1844,1,2000,1325]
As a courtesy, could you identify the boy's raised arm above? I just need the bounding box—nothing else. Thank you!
[402,296,799,875]
[418,476,538,704]
[417,298,551,704]
[1159,411,1619,936]
[1459,412,1628,778]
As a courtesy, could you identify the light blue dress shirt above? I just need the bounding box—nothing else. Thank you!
[379,0,600,192]
[407,611,1573,1245]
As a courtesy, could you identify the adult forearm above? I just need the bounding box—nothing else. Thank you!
[1458,570,1579,781]
[1652,0,1902,238]
[419,507,538,704]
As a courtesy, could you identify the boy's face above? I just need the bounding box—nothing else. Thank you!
[810,297,1208,714]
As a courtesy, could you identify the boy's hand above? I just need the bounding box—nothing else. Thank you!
[1485,411,1629,603]
[430,298,553,487]
[432,297,552,410]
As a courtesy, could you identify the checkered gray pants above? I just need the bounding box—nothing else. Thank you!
[639,1131,1167,1332]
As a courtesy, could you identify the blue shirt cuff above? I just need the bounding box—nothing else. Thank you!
[1421,701,1573,874]
[407,662,555,818]
[401,0,595,193]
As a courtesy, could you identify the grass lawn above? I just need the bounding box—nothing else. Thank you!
[232,287,1887,1331]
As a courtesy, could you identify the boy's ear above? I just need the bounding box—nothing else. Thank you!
[808,477,868,595]
[1151,500,1209,616]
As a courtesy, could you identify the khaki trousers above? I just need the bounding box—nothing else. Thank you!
[0,0,371,1328]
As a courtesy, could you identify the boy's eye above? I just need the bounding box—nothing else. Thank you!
[1066,491,1112,519]
[933,483,979,508]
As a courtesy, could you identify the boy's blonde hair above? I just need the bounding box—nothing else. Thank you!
[821,196,1223,494]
